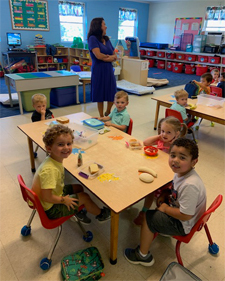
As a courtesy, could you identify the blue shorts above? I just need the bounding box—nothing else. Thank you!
[146,209,185,236]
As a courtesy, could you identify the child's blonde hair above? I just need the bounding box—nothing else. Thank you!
[174,89,188,100]
[211,68,220,76]
[115,91,129,102]
[160,116,187,137]
[43,125,74,147]
[32,93,47,105]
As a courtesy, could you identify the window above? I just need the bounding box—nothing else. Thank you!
[204,6,225,32]
[58,1,85,42]
[118,8,137,40]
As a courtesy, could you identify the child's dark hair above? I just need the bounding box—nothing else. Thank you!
[220,72,225,79]
[43,125,74,147]
[201,73,213,83]
[170,138,199,160]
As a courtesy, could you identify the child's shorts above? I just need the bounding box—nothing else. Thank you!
[146,210,185,236]
[45,184,79,219]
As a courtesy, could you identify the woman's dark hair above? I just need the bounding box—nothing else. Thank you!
[87,17,109,42]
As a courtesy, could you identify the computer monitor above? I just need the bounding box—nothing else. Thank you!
[7,32,22,48]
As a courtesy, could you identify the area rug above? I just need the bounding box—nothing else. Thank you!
[116,79,155,95]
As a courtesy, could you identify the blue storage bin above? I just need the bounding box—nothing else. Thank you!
[50,87,76,107]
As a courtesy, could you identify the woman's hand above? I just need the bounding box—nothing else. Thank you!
[63,195,79,211]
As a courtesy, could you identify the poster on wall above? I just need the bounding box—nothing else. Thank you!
[9,0,49,31]
[173,17,202,48]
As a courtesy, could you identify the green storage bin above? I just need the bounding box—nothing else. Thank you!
[21,89,51,112]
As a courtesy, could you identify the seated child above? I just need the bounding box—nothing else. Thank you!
[95,91,130,132]
[170,89,190,123]
[193,72,212,95]
[211,68,220,86]
[125,138,206,266]
[217,72,225,98]
[31,124,111,223]
[31,93,53,122]
[133,116,188,226]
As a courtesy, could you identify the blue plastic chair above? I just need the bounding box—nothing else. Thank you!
[70,65,81,72]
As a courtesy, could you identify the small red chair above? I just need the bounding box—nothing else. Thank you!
[165,108,196,143]
[173,194,223,266]
[210,85,222,97]
[18,175,93,270]
[127,118,133,135]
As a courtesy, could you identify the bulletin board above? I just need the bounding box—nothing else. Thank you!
[9,0,49,31]
[173,17,202,47]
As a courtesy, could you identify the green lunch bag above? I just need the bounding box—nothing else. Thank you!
[61,247,105,281]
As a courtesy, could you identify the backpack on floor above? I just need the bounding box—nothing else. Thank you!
[61,247,105,281]
[184,81,200,98]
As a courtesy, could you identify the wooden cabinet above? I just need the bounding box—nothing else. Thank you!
[69,48,92,71]
[140,48,225,73]
[35,47,69,71]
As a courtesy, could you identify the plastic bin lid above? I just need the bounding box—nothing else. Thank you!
[83,118,104,128]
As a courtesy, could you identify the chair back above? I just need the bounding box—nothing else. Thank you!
[127,118,133,135]
[17,175,73,229]
[173,194,223,243]
[70,65,81,72]
[165,108,183,123]
[210,86,222,97]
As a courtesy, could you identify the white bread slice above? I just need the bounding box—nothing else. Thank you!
[56,117,69,124]
[89,163,99,174]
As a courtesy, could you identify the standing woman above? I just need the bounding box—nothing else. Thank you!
[88,17,117,117]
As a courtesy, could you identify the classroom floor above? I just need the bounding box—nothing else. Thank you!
[0,85,224,281]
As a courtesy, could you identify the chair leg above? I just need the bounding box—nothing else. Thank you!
[204,223,213,245]
[47,225,62,261]
[26,209,36,227]
[175,240,184,266]
[189,128,197,143]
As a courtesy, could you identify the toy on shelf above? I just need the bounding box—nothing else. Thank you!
[34,34,45,46]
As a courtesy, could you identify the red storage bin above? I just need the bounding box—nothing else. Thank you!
[166,53,175,59]
[222,57,225,64]
[198,55,208,63]
[157,51,165,58]
[166,61,173,71]
[146,50,156,56]
[176,53,185,60]
[172,63,183,73]
[140,49,146,56]
[148,59,155,68]
[157,60,165,69]
[208,57,221,64]
[196,65,208,76]
[185,54,196,62]
[185,64,195,74]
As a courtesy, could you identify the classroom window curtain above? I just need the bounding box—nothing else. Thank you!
[119,8,137,21]
[58,1,84,17]
[204,6,225,32]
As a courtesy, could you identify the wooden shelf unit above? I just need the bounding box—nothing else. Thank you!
[35,46,69,71]
[140,48,225,73]
[69,48,92,71]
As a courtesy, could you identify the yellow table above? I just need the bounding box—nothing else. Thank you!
[18,112,173,264]
[152,94,225,130]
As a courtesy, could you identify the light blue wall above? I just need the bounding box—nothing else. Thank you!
[0,0,149,56]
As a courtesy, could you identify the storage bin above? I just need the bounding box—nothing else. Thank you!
[185,64,195,74]
[21,88,51,112]
[57,58,63,63]
[176,53,185,60]
[38,67,47,72]
[157,60,165,69]
[50,86,76,107]
[198,55,208,63]
[185,54,196,62]
[194,35,207,42]
[222,57,225,64]
[146,50,156,56]
[157,51,165,58]
[193,47,204,53]
[166,61,173,71]
[197,94,225,107]
[166,53,175,59]
[193,40,206,47]
[172,63,183,73]
[196,65,208,76]
[140,49,146,56]
[68,122,99,150]
[208,57,221,64]
[148,59,155,68]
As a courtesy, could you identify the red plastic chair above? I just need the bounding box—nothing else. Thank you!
[127,118,133,135]
[165,108,196,143]
[18,175,93,270]
[210,85,222,97]
[173,194,223,266]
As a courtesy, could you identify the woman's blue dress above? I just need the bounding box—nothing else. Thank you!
[88,35,117,102]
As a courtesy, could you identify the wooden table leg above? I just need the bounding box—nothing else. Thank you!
[154,101,160,130]
[27,137,36,173]
[110,211,119,265]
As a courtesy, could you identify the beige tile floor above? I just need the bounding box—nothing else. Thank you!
[0,85,225,281]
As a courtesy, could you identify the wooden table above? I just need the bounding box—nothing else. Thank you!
[18,112,173,264]
[4,70,79,114]
[152,94,225,130]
